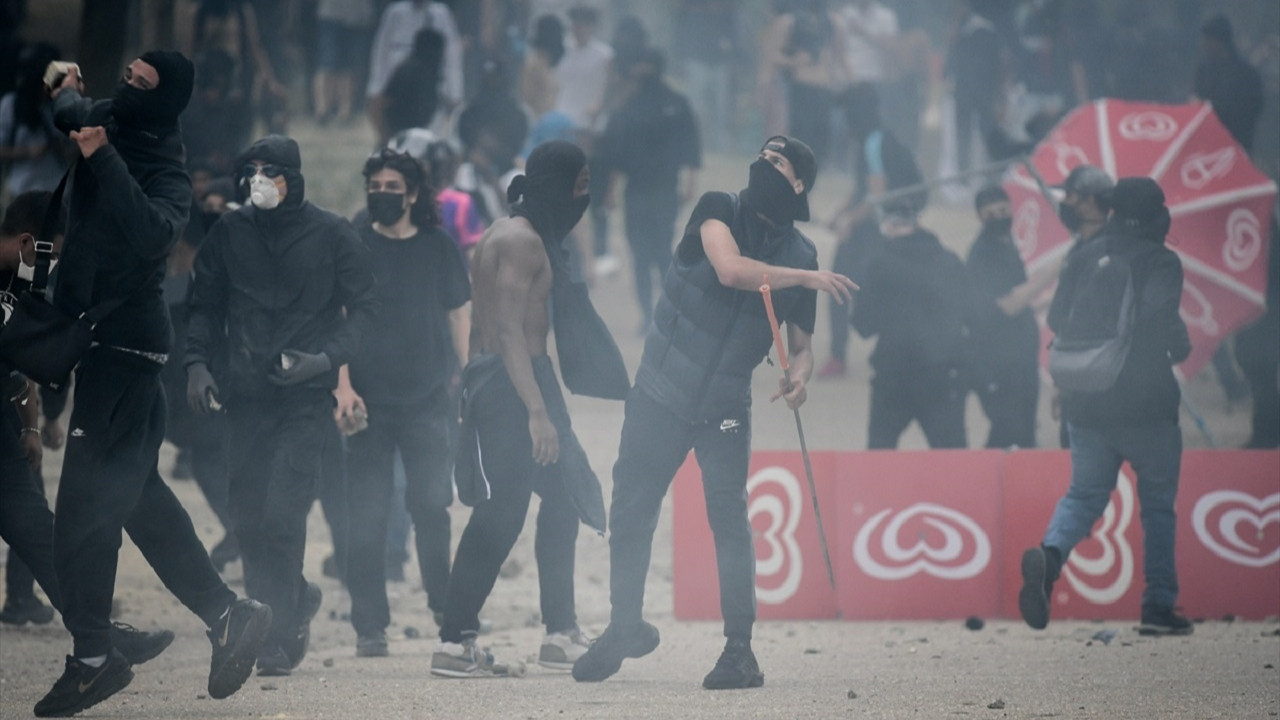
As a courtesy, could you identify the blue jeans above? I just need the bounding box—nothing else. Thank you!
[1044,422,1182,609]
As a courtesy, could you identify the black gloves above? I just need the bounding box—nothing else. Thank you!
[187,362,220,414]
[269,350,331,387]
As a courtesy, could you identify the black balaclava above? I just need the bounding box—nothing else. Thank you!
[507,140,589,244]
[975,185,1012,237]
[741,136,815,226]
[113,50,195,131]
[1109,177,1171,242]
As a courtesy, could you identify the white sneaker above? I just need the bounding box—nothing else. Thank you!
[594,254,621,278]
[538,627,593,670]
[431,639,525,678]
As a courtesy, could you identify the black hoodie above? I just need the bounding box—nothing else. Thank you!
[51,88,191,355]
[185,135,377,402]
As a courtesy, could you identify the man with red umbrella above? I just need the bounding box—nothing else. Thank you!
[1019,177,1192,637]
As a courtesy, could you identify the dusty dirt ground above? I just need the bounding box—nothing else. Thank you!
[1,118,1277,719]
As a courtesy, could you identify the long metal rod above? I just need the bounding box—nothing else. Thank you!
[760,280,838,593]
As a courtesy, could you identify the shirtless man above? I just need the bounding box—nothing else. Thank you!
[431,140,618,677]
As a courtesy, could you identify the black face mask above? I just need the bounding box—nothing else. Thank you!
[984,217,1013,238]
[517,192,590,244]
[1058,203,1084,233]
[112,80,162,128]
[368,192,408,226]
[744,158,803,226]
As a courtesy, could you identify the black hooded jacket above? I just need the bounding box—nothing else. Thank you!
[184,135,376,402]
[1048,223,1190,428]
[51,88,191,355]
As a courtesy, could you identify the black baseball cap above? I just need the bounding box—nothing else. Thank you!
[1053,165,1114,196]
[762,135,817,221]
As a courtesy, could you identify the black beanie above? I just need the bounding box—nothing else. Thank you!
[138,50,196,123]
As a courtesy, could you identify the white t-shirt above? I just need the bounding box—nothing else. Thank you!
[366,1,462,105]
[554,37,613,131]
[836,2,898,84]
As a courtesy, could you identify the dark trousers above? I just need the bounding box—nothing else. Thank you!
[609,388,756,639]
[441,372,579,642]
[975,362,1039,449]
[954,91,996,174]
[624,187,678,327]
[319,421,348,578]
[55,349,234,657]
[868,369,967,449]
[1237,311,1280,448]
[346,396,453,636]
[0,429,60,609]
[226,395,329,648]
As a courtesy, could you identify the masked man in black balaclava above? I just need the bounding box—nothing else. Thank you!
[433,140,627,678]
[38,52,272,717]
[185,134,376,678]
[573,137,855,689]
[965,185,1043,449]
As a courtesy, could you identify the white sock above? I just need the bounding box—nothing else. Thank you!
[79,655,107,668]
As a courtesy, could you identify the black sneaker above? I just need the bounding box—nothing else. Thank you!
[0,594,56,625]
[109,622,174,665]
[282,581,322,668]
[1138,606,1194,636]
[702,638,764,690]
[1018,547,1051,630]
[256,645,292,677]
[356,632,389,657]
[207,598,273,699]
[33,649,133,718]
[571,621,660,682]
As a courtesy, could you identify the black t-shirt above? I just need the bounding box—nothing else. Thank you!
[678,191,817,334]
[966,230,1039,368]
[349,223,470,405]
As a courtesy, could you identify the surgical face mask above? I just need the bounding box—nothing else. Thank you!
[984,217,1013,237]
[16,256,56,282]
[1058,202,1083,232]
[367,192,408,226]
[249,173,282,210]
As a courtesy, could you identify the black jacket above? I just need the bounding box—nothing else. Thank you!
[1048,227,1190,428]
[852,227,974,375]
[184,137,376,402]
[966,228,1040,371]
[51,89,191,355]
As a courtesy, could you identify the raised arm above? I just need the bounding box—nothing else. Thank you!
[701,218,856,302]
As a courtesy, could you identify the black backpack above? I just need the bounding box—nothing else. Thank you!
[1048,239,1155,393]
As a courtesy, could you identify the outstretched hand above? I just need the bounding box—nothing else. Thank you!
[804,270,858,305]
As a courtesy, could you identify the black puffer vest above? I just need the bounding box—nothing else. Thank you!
[635,194,817,423]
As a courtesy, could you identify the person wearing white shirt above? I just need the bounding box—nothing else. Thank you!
[366,1,463,141]
[834,0,898,86]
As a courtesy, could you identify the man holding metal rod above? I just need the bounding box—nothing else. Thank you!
[573,136,856,689]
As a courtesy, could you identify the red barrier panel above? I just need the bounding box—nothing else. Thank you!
[835,451,1005,619]
[671,449,1280,621]
[672,452,839,620]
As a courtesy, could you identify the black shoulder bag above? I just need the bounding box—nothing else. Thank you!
[0,166,130,391]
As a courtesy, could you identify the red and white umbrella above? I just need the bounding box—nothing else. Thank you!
[1005,99,1277,378]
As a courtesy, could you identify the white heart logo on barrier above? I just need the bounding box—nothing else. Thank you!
[1179,278,1220,336]
[747,466,804,604]
[1061,470,1136,605]
[1013,199,1041,259]
[1192,490,1280,568]
[1223,208,1263,273]
[1180,147,1236,190]
[1118,111,1179,141]
[852,502,991,580]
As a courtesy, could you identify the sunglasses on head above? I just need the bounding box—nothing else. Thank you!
[241,163,285,179]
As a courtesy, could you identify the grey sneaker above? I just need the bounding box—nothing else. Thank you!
[538,627,593,670]
[1138,606,1194,636]
[356,633,389,657]
[430,638,525,678]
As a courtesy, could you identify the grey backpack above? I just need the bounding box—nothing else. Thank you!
[1048,242,1148,393]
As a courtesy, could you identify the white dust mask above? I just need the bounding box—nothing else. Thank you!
[249,174,282,210]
